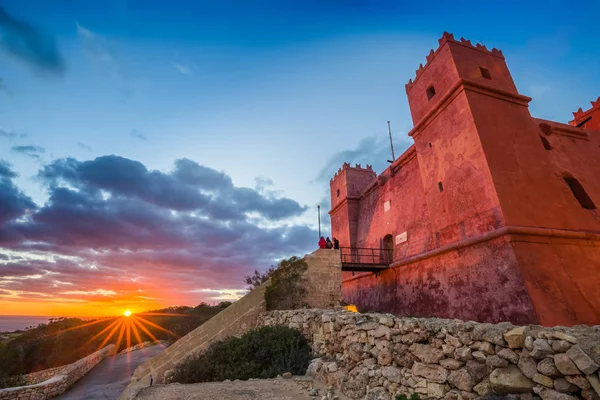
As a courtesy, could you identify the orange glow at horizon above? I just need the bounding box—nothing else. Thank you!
[124,310,132,317]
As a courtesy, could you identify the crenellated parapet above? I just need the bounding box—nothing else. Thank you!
[569,96,600,127]
[330,163,374,183]
[405,32,504,94]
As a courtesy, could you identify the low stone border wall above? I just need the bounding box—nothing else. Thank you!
[260,309,600,400]
[0,345,115,400]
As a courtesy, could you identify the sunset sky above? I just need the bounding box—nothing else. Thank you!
[1,0,599,317]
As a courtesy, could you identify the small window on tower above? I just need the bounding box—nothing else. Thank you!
[563,176,596,210]
[336,189,340,197]
[480,67,492,80]
[438,182,444,192]
[426,86,436,101]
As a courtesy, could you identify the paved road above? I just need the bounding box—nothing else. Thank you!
[56,345,165,400]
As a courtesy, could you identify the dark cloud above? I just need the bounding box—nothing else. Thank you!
[0,5,65,75]
[0,155,315,306]
[130,129,147,141]
[77,142,93,152]
[11,145,45,159]
[0,160,37,225]
[0,129,27,140]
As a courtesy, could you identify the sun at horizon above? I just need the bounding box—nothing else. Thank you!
[123,310,132,317]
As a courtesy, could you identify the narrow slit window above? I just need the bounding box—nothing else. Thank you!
[480,67,492,80]
[426,86,436,101]
[336,189,340,197]
[563,177,596,210]
[539,135,552,150]
[438,182,443,192]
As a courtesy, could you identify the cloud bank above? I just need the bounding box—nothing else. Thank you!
[0,156,315,311]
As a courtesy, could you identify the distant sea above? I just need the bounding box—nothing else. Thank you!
[0,316,92,332]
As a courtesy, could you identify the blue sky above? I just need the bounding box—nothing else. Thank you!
[1,0,599,314]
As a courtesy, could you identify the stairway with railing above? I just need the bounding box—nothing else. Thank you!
[339,247,392,273]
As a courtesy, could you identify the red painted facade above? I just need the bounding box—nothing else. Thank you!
[330,32,600,327]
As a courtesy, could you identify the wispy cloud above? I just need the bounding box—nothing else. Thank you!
[0,5,65,75]
[11,145,45,159]
[0,129,27,140]
[172,62,195,75]
[130,129,148,141]
[76,22,118,67]
[77,141,93,152]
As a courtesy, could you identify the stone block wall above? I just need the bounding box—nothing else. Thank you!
[0,344,115,400]
[260,309,600,400]
[303,249,342,309]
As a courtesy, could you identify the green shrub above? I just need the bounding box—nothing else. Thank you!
[395,394,421,400]
[169,326,312,383]
[264,256,308,311]
[0,372,26,389]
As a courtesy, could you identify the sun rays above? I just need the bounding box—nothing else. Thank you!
[49,311,185,354]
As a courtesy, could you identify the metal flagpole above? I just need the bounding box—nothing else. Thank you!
[387,121,396,162]
[317,205,321,238]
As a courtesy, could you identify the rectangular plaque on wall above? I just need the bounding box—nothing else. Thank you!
[395,231,407,244]
[384,200,391,212]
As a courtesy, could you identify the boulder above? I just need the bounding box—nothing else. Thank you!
[466,360,487,383]
[487,355,509,370]
[552,341,572,353]
[518,349,538,379]
[534,386,579,400]
[409,343,445,364]
[531,339,554,359]
[581,389,600,400]
[473,378,491,396]
[537,358,561,378]
[565,375,591,390]
[473,351,487,362]
[427,382,447,399]
[554,354,581,376]
[587,374,600,397]
[411,362,449,383]
[440,358,464,370]
[378,347,392,366]
[533,373,554,388]
[447,369,474,392]
[553,332,578,344]
[553,378,579,393]
[566,345,599,375]
[347,343,363,362]
[489,364,535,393]
[381,366,402,384]
[498,348,520,364]
[504,327,526,349]
[454,346,473,361]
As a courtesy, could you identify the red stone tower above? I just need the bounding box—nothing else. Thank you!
[332,32,600,326]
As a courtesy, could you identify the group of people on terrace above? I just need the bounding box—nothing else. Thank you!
[318,236,339,250]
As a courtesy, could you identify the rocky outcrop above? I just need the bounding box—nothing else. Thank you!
[260,309,600,400]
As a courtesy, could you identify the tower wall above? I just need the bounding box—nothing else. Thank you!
[335,32,600,326]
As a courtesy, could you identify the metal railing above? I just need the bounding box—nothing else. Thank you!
[339,247,393,266]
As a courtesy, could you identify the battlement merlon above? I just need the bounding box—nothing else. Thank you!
[329,163,377,212]
[569,97,600,128]
[405,32,505,94]
[329,162,375,183]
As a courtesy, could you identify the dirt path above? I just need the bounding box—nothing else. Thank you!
[56,344,165,400]
[135,376,349,400]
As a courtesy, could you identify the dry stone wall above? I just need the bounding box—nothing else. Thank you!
[0,344,115,400]
[260,309,600,400]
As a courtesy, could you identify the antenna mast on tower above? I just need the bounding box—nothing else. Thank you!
[387,121,396,163]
